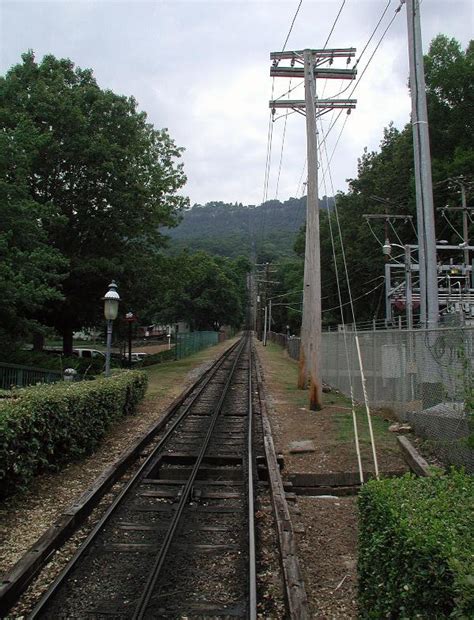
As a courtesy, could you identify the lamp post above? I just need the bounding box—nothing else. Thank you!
[125,312,136,368]
[103,281,120,377]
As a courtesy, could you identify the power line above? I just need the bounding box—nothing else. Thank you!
[322,0,347,50]
[260,0,304,243]
[322,281,385,313]
[319,0,403,151]
[281,0,304,53]
[354,0,392,68]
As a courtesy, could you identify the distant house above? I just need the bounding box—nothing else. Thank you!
[136,322,190,338]
[73,328,102,341]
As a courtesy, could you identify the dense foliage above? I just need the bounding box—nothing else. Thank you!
[358,471,474,618]
[0,370,147,497]
[155,252,251,330]
[0,51,188,352]
[165,196,334,260]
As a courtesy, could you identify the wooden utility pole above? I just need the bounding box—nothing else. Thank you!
[270,48,356,410]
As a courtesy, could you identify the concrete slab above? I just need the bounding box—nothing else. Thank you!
[288,440,316,454]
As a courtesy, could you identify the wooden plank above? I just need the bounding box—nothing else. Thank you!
[142,478,243,487]
[397,436,433,477]
[254,348,310,620]
[292,485,359,497]
[139,489,241,500]
[287,469,405,487]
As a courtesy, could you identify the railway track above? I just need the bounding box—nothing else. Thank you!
[30,335,259,619]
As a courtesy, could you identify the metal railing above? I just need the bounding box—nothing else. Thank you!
[0,362,62,389]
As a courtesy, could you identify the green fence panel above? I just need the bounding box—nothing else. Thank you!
[0,362,62,389]
[175,331,219,360]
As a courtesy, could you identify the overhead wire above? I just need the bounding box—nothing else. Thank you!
[389,218,406,247]
[273,0,304,201]
[441,211,466,243]
[318,0,404,151]
[320,0,348,100]
[260,0,304,241]
[322,281,385,313]
[318,117,380,478]
[317,112,364,483]
[322,0,347,49]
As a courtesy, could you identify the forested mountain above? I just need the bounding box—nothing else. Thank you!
[165,196,335,259]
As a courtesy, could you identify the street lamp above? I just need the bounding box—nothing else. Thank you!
[125,312,136,368]
[103,280,120,377]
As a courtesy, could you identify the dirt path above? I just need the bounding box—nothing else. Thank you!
[255,340,409,618]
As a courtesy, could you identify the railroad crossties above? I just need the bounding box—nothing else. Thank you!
[1,334,416,618]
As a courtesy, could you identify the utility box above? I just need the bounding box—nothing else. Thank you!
[381,344,406,379]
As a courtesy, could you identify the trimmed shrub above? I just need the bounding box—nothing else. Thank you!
[358,471,474,619]
[0,371,148,497]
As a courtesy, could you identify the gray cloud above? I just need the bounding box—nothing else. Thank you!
[1,0,472,205]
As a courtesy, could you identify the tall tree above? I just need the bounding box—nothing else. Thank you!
[157,251,248,330]
[0,114,67,348]
[0,52,188,352]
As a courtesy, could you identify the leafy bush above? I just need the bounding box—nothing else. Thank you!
[358,471,474,618]
[0,371,148,497]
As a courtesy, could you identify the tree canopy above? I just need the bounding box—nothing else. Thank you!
[155,252,250,330]
[1,51,188,351]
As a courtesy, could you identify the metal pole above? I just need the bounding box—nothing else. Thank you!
[263,305,268,346]
[461,183,469,267]
[406,0,439,328]
[385,263,392,324]
[298,48,323,409]
[105,319,113,377]
[269,299,272,336]
[405,245,413,329]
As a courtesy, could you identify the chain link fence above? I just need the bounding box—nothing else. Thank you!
[268,328,474,471]
[175,331,220,360]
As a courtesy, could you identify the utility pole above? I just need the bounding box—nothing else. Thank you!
[270,47,357,410]
[405,0,439,328]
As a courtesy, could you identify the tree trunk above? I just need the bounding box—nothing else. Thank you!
[62,327,74,356]
[32,332,45,352]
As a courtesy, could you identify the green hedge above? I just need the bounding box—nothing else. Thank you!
[358,471,474,619]
[0,371,148,497]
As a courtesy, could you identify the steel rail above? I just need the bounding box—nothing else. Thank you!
[247,336,257,620]
[30,337,242,619]
[132,335,249,619]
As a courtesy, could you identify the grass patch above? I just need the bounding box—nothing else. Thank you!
[144,338,239,399]
[261,340,399,452]
[335,408,396,447]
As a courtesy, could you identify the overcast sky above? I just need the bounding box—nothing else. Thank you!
[1,0,472,206]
